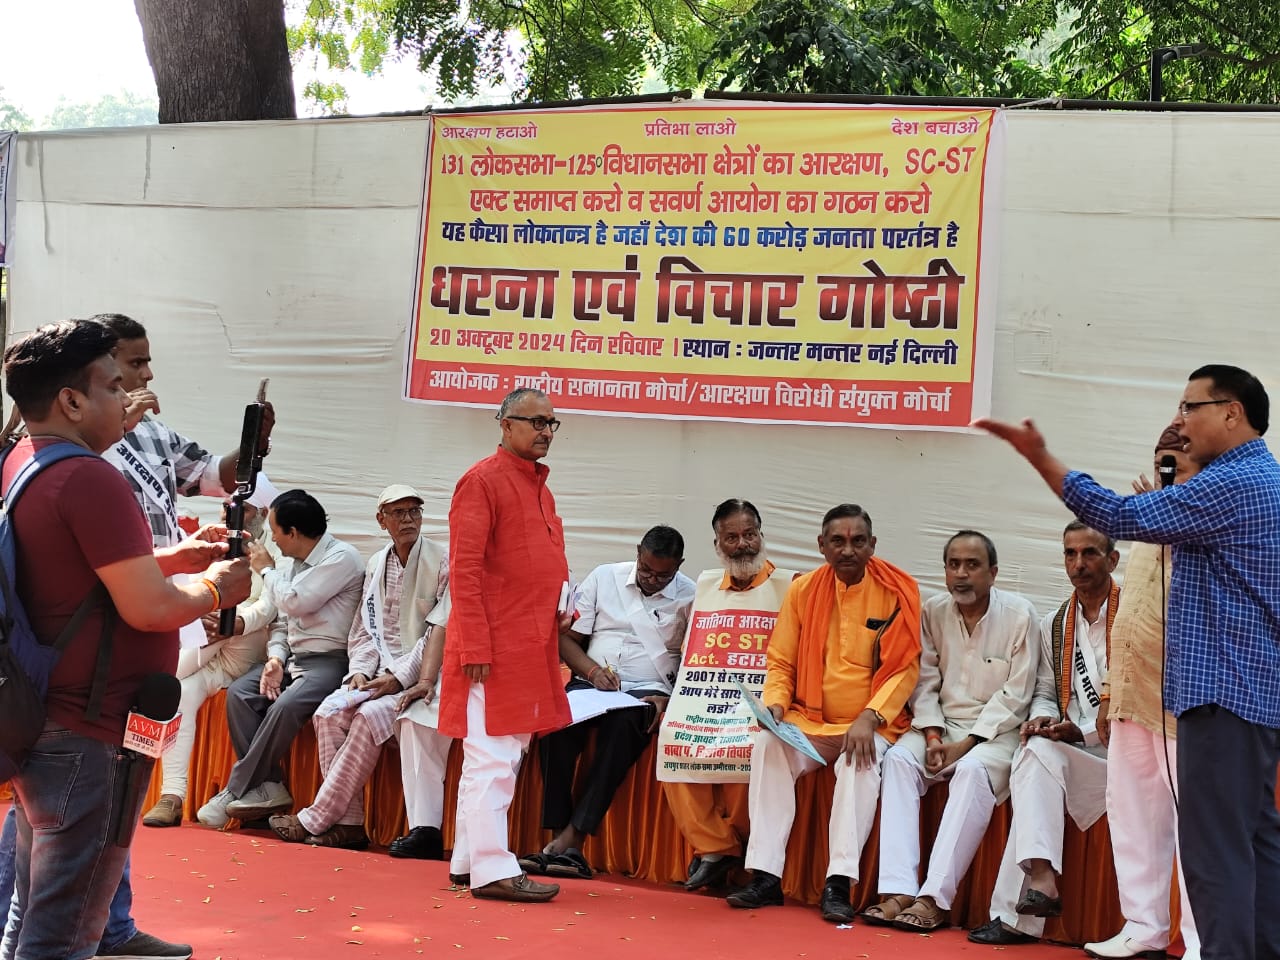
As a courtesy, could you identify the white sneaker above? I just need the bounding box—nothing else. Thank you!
[1083,933,1167,959]
[195,788,236,828]
[224,781,292,820]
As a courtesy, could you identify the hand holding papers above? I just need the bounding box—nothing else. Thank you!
[735,680,825,766]
[315,688,372,719]
[558,580,579,615]
[566,688,647,726]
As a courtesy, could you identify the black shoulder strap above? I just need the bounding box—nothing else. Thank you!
[1,441,115,720]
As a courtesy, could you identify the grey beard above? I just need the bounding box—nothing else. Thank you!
[718,547,767,582]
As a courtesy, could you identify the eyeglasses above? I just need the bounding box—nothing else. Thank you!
[504,415,561,432]
[636,557,680,585]
[1177,399,1231,417]
[383,506,423,520]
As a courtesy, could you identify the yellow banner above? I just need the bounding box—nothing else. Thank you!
[407,103,1002,427]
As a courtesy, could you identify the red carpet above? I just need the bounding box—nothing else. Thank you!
[96,818,1084,960]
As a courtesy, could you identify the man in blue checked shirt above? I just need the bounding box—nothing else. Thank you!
[977,364,1280,960]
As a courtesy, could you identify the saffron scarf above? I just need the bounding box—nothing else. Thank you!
[795,556,922,734]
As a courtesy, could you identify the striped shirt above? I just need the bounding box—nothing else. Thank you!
[1063,438,1280,728]
[111,414,224,547]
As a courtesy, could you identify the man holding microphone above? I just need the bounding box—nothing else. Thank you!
[0,320,250,960]
[978,364,1280,960]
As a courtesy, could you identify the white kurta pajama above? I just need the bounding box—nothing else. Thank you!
[1103,543,1200,958]
[877,587,1039,909]
[162,543,281,800]
[296,539,449,835]
[989,597,1112,936]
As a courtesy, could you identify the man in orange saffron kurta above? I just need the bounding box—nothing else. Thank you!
[726,504,921,923]
[438,388,572,903]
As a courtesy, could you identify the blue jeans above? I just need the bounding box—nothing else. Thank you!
[0,809,136,955]
[0,727,147,960]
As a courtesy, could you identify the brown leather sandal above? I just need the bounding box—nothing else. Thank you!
[893,896,951,932]
[860,893,916,926]
[304,823,370,849]
[268,813,312,843]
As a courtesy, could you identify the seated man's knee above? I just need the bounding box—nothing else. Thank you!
[950,754,995,792]
[882,745,915,773]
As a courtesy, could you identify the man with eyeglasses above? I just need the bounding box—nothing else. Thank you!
[978,364,1280,960]
[970,521,1118,947]
[727,504,921,923]
[266,484,450,850]
[519,524,696,880]
[437,388,573,903]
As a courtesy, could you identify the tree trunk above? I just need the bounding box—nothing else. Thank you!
[134,0,296,123]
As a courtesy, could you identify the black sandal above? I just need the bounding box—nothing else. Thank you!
[545,847,593,880]
[517,852,553,875]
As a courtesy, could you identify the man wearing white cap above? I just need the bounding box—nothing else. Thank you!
[141,475,284,828]
[267,484,450,849]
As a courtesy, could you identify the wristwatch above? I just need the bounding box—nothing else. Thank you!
[869,708,885,726]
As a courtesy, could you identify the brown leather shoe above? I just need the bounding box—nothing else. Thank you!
[141,794,184,828]
[471,873,560,902]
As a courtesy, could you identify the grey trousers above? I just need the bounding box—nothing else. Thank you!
[224,651,347,797]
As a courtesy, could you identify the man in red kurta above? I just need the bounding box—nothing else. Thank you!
[439,388,572,902]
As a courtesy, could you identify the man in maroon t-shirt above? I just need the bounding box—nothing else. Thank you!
[0,320,250,960]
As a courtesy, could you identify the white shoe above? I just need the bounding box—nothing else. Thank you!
[196,788,236,828]
[1083,933,1168,959]
[224,780,292,820]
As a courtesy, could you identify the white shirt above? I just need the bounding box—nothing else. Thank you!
[1031,599,1110,746]
[263,532,365,664]
[573,560,696,695]
[911,586,1039,742]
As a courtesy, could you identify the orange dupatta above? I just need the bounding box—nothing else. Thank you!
[794,556,922,735]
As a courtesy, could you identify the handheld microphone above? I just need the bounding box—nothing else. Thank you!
[111,673,182,847]
[1158,454,1177,488]
[220,379,270,637]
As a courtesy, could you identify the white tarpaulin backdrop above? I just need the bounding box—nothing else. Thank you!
[5,108,1279,614]
[0,131,15,267]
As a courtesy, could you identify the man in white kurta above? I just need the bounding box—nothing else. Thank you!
[142,484,282,828]
[970,522,1118,945]
[866,531,1038,932]
[1084,433,1201,960]
[267,484,448,848]
[522,526,695,875]
[388,600,455,860]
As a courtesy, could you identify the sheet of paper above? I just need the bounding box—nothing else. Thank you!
[735,679,826,766]
[566,687,648,726]
[314,688,372,719]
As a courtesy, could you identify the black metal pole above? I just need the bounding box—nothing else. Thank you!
[1150,47,1166,102]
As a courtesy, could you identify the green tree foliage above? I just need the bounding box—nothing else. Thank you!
[289,0,1280,106]
[46,92,159,130]
[1050,1,1280,101]
[700,0,1058,96]
[289,0,397,113]
[0,89,33,132]
[386,0,728,101]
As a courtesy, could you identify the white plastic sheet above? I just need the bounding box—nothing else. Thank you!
[7,110,1279,615]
